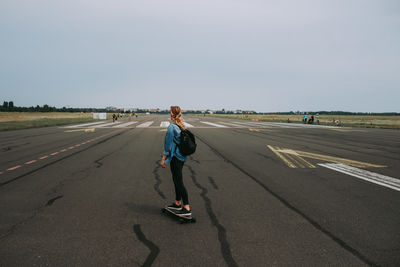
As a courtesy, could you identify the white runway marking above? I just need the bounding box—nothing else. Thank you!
[113,121,138,128]
[230,121,279,128]
[319,163,400,192]
[93,122,122,128]
[137,121,154,128]
[218,122,244,127]
[65,121,107,128]
[183,122,194,128]
[160,121,170,127]
[200,121,228,128]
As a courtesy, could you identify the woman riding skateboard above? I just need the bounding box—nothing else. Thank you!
[160,106,191,216]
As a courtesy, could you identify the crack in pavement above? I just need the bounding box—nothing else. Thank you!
[152,160,166,200]
[189,155,200,164]
[187,165,238,267]
[133,224,160,267]
[0,192,67,240]
[46,195,63,206]
[207,176,219,190]
[195,134,378,267]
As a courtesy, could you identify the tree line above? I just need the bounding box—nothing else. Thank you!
[1,101,398,116]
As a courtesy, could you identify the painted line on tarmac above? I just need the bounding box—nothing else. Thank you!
[0,132,115,177]
[183,122,194,128]
[112,121,137,128]
[218,121,244,127]
[267,145,297,168]
[330,129,366,132]
[160,121,170,128]
[270,146,385,168]
[319,163,400,192]
[64,121,106,128]
[93,122,122,128]
[200,121,227,127]
[64,128,95,133]
[7,165,22,171]
[137,121,154,128]
[197,135,378,266]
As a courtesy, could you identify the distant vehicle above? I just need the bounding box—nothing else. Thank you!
[146,112,150,115]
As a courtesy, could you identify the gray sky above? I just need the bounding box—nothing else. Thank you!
[1,0,399,112]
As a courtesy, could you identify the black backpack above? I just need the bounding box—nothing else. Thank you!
[177,128,197,156]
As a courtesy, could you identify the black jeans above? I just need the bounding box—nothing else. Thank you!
[170,157,188,205]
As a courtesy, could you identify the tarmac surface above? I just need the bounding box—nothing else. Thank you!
[0,115,399,266]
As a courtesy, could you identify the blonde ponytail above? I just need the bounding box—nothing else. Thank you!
[170,106,186,130]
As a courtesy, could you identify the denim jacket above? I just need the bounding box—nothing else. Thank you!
[163,123,187,163]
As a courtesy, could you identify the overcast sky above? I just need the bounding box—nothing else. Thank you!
[0,0,399,112]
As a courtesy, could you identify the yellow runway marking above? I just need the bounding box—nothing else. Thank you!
[160,129,167,132]
[267,145,317,168]
[269,146,386,168]
[64,128,95,133]
[267,145,297,168]
[249,128,261,132]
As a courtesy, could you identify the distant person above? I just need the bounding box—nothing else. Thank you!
[160,106,191,216]
[112,114,116,122]
[311,115,314,124]
[303,114,308,124]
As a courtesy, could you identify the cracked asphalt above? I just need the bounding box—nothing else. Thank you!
[0,115,399,266]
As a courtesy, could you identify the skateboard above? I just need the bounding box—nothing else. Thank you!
[161,207,196,224]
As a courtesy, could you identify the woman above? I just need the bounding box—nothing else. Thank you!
[160,106,191,215]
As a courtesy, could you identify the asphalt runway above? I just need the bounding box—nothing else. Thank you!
[0,115,399,266]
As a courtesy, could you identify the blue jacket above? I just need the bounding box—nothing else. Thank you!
[163,123,187,163]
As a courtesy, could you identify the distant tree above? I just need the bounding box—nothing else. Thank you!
[3,101,8,108]
[9,101,14,108]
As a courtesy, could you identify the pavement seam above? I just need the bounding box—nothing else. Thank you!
[195,134,378,267]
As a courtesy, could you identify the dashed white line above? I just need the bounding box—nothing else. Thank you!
[7,165,21,171]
